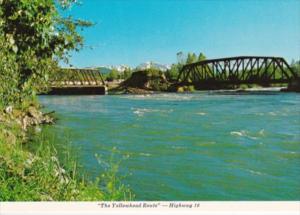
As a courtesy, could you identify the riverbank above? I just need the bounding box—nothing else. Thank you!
[108,82,291,95]
[0,105,132,201]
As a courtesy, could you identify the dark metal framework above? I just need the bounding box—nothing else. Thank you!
[177,56,297,85]
[53,68,105,86]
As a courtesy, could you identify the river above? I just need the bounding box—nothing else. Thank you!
[39,91,300,200]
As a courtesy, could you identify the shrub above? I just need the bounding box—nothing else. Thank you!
[0,0,91,110]
[176,85,195,92]
[0,36,20,108]
[106,69,119,82]
[165,64,180,81]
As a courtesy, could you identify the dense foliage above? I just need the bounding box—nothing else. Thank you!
[0,0,91,109]
[0,0,134,201]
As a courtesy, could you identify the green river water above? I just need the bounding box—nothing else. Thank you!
[39,91,300,200]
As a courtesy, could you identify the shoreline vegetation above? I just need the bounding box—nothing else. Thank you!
[0,105,133,201]
[0,0,132,201]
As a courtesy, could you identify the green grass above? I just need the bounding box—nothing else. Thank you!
[0,118,133,201]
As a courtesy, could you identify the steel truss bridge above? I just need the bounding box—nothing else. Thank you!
[177,56,297,88]
[52,68,105,86]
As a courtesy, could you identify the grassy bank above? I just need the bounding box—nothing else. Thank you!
[0,109,132,201]
[0,0,134,201]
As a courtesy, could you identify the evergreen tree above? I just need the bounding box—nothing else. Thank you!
[186,52,197,64]
[198,52,206,61]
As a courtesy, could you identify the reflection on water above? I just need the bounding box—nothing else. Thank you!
[39,92,300,200]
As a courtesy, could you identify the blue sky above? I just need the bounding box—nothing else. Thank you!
[63,0,300,68]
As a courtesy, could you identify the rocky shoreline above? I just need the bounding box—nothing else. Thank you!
[0,105,54,144]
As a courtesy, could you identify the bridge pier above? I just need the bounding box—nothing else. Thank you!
[284,78,300,92]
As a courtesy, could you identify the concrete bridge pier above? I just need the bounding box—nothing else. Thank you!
[285,78,300,92]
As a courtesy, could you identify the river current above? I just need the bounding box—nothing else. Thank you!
[39,91,300,200]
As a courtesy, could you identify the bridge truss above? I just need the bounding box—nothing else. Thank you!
[52,68,105,86]
[177,56,297,86]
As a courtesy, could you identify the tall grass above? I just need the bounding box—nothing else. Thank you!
[0,122,133,201]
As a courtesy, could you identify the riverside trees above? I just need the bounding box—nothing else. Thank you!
[166,52,207,82]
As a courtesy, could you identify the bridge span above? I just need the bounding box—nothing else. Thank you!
[177,56,298,89]
[48,68,107,95]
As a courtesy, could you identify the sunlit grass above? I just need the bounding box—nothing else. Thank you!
[0,122,133,201]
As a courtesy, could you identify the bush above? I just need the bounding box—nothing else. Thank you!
[0,36,20,108]
[106,69,119,82]
[0,0,91,110]
[165,64,180,81]
[176,85,195,92]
